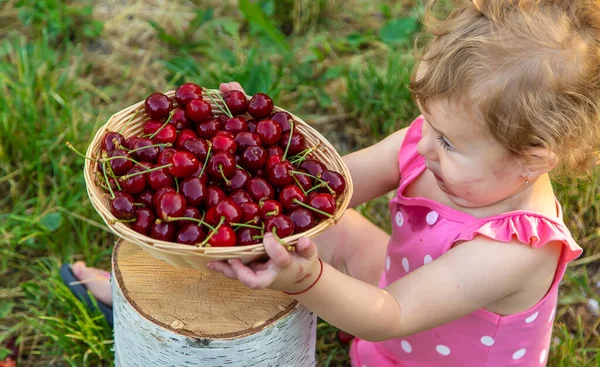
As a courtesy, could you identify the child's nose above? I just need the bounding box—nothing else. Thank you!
[417,135,438,162]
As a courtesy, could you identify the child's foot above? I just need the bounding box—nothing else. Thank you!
[71,261,113,306]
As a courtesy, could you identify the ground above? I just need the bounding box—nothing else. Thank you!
[0,1,598,366]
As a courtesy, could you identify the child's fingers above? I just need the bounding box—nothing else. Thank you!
[219,82,246,94]
[229,258,274,289]
[295,236,317,260]
[206,261,237,279]
[263,233,293,269]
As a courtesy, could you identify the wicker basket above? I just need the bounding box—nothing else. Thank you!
[84,89,353,270]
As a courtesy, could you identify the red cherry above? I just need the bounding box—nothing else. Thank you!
[265,155,282,170]
[260,199,282,221]
[181,207,202,224]
[267,161,294,187]
[223,90,248,115]
[208,225,236,247]
[156,192,187,221]
[207,152,236,180]
[299,160,325,178]
[145,93,172,119]
[236,227,262,246]
[307,193,336,219]
[150,221,176,241]
[205,185,227,209]
[270,111,292,133]
[168,151,199,178]
[320,170,346,195]
[147,164,174,190]
[248,93,274,119]
[210,134,237,155]
[217,114,229,128]
[131,138,159,163]
[152,124,177,144]
[293,169,313,192]
[247,119,258,133]
[131,207,156,235]
[279,185,306,211]
[101,132,125,152]
[230,190,253,205]
[136,190,154,207]
[108,149,133,176]
[241,145,267,171]
[153,186,176,208]
[337,330,354,344]
[157,148,178,165]
[169,108,191,130]
[256,119,282,146]
[174,129,197,150]
[143,119,163,135]
[289,208,316,232]
[240,202,261,223]
[119,166,147,194]
[255,168,266,178]
[123,136,139,150]
[246,178,276,202]
[180,177,207,207]
[204,206,218,226]
[223,117,248,135]
[265,215,295,237]
[196,117,221,139]
[176,223,206,245]
[279,132,305,156]
[267,145,284,157]
[182,138,209,161]
[185,98,213,123]
[215,198,242,223]
[110,191,136,219]
[226,169,250,192]
[235,132,262,154]
[175,83,202,107]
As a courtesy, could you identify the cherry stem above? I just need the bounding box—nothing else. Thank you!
[109,218,136,224]
[292,176,308,196]
[174,177,179,193]
[102,160,115,199]
[252,235,264,241]
[166,216,215,231]
[134,203,145,206]
[118,110,141,135]
[292,199,333,218]
[200,217,226,247]
[219,165,230,185]
[291,171,334,194]
[204,89,233,118]
[66,142,98,162]
[290,147,316,165]
[231,222,263,230]
[119,163,172,180]
[149,110,175,139]
[236,164,244,170]
[199,142,212,178]
[282,122,295,161]
[106,162,122,191]
[305,182,326,195]
[100,155,144,169]
[127,142,171,155]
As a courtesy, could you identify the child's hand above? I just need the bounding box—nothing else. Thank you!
[206,233,321,294]
[219,81,246,95]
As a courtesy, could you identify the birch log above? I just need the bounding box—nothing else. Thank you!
[111,240,317,367]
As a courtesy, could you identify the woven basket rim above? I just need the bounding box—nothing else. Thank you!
[84,88,353,259]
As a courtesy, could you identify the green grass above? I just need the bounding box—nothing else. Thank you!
[0,1,598,366]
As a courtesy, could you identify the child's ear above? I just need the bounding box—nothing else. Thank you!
[523,146,559,177]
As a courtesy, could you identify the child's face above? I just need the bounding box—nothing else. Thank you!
[417,98,528,208]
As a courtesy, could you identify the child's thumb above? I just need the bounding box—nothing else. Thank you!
[295,237,317,260]
[263,233,292,269]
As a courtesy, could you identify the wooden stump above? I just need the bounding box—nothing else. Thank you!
[111,240,317,366]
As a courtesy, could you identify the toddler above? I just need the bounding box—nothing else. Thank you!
[209,1,600,366]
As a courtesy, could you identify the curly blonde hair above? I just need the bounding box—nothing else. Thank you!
[410,0,600,176]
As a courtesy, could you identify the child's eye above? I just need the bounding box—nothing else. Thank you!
[437,135,453,151]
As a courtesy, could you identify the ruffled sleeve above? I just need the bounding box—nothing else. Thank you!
[458,214,583,263]
[398,116,426,177]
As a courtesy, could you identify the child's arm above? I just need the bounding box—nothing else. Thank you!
[343,127,408,208]
[209,233,561,342]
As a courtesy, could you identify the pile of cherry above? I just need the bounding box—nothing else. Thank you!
[76,83,346,248]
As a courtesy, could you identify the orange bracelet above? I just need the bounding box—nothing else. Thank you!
[284,258,324,295]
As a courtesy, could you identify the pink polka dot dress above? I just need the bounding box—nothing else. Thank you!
[350,117,583,367]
